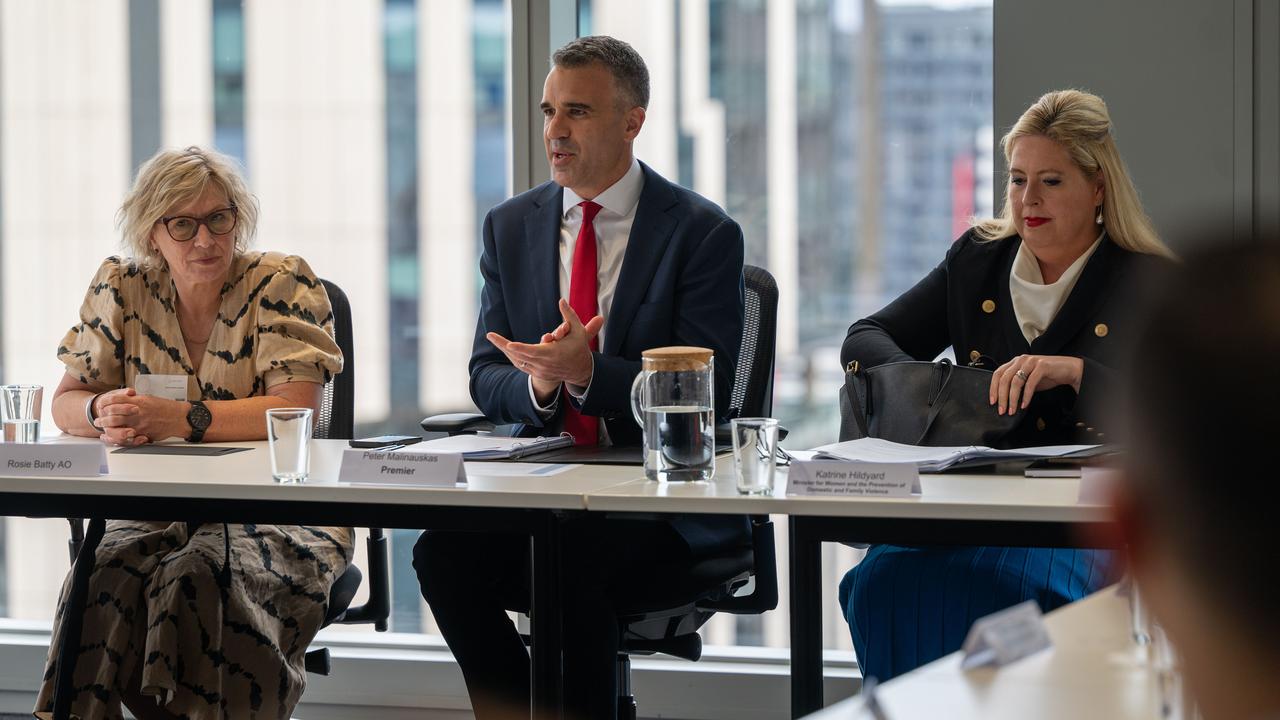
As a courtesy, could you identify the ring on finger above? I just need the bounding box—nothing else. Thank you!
[1015,370,1029,382]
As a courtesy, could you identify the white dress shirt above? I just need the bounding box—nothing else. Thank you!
[528,158,645,422]
[1009,231,1105,344]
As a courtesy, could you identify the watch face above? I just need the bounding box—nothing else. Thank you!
[189,402,212,430]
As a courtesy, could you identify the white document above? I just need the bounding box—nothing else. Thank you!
[787,461,920,497]
[961,599,1053,669]
[0,442,108,477]
[811,437,1100,472]
[134,374,188,401]
[458,461,578,477]
[339,449,466,486]
[410,433,574,460]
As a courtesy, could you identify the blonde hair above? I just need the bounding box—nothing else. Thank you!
[118,146,260,267]
[973,89,1174,259]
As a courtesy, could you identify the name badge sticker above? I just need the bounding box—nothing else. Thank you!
[338,449,467,486]
[786,461,920,497]
[1,442,108,477]
[134,374,188,401]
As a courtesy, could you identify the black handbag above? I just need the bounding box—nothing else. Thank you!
[838,358,1022,447]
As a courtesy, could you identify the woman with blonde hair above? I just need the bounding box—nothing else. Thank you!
[836,90,1173,681]
[35,146,350,719]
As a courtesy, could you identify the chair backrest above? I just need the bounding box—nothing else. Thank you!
[728,265,779,419]
[317,279,354,440]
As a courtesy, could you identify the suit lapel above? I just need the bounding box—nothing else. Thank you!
[604,163,678,356]
[1030,238,1120,355]
[524,182,565,333]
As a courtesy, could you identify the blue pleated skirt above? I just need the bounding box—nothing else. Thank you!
[838,544,1117,681]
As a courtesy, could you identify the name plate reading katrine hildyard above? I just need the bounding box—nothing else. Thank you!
[338,449,467,486]
[786,461,920,497]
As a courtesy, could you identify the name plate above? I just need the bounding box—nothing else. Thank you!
[338,449,467,486]
[961,599,1052,670]
[1,443,108,477]
[787,461,920,497]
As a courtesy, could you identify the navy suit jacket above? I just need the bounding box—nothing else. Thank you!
[468,161,750,555]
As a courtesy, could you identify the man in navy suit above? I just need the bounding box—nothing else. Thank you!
[414,36,748,719]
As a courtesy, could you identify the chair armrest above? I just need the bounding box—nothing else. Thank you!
[420,412,495,435]
[697,517,778,614]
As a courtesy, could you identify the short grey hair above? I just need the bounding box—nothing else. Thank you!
[551,35,649,110]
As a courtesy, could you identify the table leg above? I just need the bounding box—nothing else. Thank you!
[790,517,824,718]
[530,512,563,719]
[52,517,105,720]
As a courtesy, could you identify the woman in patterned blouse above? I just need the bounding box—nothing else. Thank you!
[36,147,352,720]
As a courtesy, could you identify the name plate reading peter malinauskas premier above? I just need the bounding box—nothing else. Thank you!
[1,442,108,477]
[339,449,467,486]
[786,460,920,497]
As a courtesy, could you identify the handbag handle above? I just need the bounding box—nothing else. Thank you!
[842,361,872,439]
[916,359,958,444]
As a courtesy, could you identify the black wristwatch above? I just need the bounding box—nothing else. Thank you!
[186,400,212,442]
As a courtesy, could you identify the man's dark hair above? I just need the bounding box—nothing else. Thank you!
[1129,238,1280,647]
[551,35,649,110]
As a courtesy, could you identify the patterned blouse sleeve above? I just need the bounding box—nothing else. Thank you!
[57,257,127,389]
[256,255,344,388]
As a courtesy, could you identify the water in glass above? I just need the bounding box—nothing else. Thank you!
[3,419,39,443]
[643,405,714,482]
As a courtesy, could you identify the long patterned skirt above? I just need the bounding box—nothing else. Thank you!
[838,544,1117,682]
[34,520,352,720]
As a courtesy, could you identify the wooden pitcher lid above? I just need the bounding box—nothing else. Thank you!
[640,346,714,371]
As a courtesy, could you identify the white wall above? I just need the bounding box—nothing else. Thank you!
[995,0,1279,251]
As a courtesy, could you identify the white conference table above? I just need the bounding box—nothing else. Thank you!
[0,436,643,720]
[5,439,1114,719]
[585,462,1114,718]
[802,586,1164,719]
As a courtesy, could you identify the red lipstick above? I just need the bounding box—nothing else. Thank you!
[1024,217,1050,228]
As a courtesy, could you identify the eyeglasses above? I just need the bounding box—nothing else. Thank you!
[156,206,238,242]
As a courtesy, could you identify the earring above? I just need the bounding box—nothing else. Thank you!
[1095,206,1104,225]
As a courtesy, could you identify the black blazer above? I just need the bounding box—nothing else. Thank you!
[468,161,749,555]
[841,229,1170,446]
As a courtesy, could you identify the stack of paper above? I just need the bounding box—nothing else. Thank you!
[402,433,574,461]
[810,437,1101,473]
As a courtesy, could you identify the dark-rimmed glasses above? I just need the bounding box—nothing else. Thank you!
[156,206,238,242]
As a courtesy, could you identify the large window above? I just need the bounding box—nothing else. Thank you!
[0,0,991,669]
[578,0,993,650]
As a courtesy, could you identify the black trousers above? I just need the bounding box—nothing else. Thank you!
[413,516,691,720]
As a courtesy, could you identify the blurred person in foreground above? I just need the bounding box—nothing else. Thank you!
[36,146,349,720]
[1117,240,1280,720]
[837,89,1175,680]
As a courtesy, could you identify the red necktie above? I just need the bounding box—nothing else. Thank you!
[563,200,602,446]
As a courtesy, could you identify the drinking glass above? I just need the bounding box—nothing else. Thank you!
[731,417,779,495]
[266,408,313,483]
[1,384,43,443]
[1128,576,1152,646]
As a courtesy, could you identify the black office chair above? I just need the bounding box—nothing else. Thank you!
[610,264,780,719]
[423,265,781,717]
[64,278,390,677]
